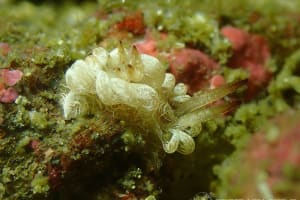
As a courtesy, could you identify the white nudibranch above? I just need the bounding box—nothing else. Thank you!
[62,44,246,155]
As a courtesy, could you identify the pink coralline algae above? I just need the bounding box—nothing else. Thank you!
[135,37,157,57]
[216,111,300,198]
[244,111,300,197]
[134,32,168,57]
[168,48,219,94]
[135,33,223,95]
[0,42,11,57]
[210,74,225,89]
[135,35,222,94]
[0,69,23,103]
[221,26,272,99]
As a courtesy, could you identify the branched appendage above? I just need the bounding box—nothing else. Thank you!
[62,43,246,155]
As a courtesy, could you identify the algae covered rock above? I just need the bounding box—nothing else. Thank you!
[215,110,300,198]
[1,0,300,199]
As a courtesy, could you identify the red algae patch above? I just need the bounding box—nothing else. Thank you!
[0,42,11,56]
[0,69,23,103]
[221,26,272,99]
[134,31,168,57]
[168,48,219,94]
[115,11,146,35]
[210,74,225,89]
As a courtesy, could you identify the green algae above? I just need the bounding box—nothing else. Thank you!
[31,175,49,194]
[141,1,231,63]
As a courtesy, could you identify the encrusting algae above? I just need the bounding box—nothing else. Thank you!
[62,43,246,155]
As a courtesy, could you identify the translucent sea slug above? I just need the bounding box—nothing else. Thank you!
[62,44,245,155]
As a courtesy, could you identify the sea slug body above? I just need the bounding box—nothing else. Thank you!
[62,44,245,155]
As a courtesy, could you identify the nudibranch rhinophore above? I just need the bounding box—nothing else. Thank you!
[62,43,246,155]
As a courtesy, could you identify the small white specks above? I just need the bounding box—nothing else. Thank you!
[79,50,86,55]
[194,13,206,23]
[57,39,64,45]
[283,77,289,83]
[157,25,163,31]
[156,9,163,16]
